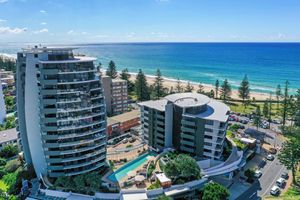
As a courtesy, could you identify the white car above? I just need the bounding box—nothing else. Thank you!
[270,185,280,196]
[254,170,262,178]
[276,178,286,188]
[267,154,274,161]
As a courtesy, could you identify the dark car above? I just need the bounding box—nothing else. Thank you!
[259,159,267,168]
[281,172,289,179]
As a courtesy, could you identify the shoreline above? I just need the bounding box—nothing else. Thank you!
[128,72,272,101]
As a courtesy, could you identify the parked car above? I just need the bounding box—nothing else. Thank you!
[269,147,277,154]
[254,170,262,178]
[270,185,280,196]
[266,154,275,161]
[259,159,267,168]
[276,178,286,188]
[281,172,289,180]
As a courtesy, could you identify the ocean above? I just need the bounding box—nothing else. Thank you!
[1,42,300,94]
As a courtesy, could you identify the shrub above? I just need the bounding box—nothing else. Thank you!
[0,158,6,166]
[0,145,18,159]
[147,180,160,190]
[5,159,20,173]
[202,182,230,200]
[0,169,7,179]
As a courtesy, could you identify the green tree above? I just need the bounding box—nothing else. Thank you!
[4,96,14,111]
[120,68,134,93]
[134,69,150,101]
[106,60,118,79]
[278,138,300,184]
[175,78,183,93]
[0,144,18,159]
[202,182,230,200]
[220,79,231,101]
[215,79,219,99]
[164,154,200,182]
[197,83,204,94]
[96,62,102,74]
[295,89,300,127]
[209,89,215,98]
[120,68,130,81]
[276,84,282,110]
[185,82,194,92]
[253,106,261,130]
[282,81,289,126]
[152,69,165,99]
[238,75,250,106]
[263,101,269,118]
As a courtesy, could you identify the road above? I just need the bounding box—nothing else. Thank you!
[231,118,288,199]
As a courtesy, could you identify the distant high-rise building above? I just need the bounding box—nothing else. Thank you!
[139,93,230,160]
[0,76,6,124]
[16,46,107,178]
[102,76,128,116]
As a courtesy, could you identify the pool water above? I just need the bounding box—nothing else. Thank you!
[107,152,156,182]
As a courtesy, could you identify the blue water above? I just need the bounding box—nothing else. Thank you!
[107,152,156,182]
[1,42,300,94]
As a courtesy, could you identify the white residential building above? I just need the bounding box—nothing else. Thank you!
[139,93,230,159]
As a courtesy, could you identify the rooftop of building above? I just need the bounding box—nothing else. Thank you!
[107,109,140,126]
[0,128,18,143]
[38,56,96,64]
[138,99,168,112]
[165,93,210,108]
[185,99,230,122]
[139,93,230,122]
[21,46,78,53]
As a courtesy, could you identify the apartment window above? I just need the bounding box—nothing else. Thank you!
[204,135,213,139]
[34,54,38,58]
[35,64,39,68]
[205,128,213,133]
[206,120,214,125]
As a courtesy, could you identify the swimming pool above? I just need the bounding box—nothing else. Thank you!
[107,152,156,182]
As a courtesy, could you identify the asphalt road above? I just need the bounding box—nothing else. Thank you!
[237,156,286,200]
[233,119,288,199]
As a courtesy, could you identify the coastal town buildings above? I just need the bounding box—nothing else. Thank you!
[16,46,107,178]
[0,76,6,124]
[107,109,140,137]
[0,69,15,89]
[102,76,128,116]
[139,93,230,159]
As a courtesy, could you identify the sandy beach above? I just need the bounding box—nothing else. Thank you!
[129,73,272,101]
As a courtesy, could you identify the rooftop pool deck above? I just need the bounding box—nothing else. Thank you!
[108,152,157,183]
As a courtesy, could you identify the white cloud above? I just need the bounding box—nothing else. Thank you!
[40,10,46,14]
[0,0,8,3]
[67,30,74,35]
[67,30,89,35]
[0,19,7,23]
[40,22,47,25]
[33,28,49,34]
[0,26,27,34]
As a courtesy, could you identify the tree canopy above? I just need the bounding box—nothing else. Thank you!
[238,75,250,103]
[215,79,219,99]
[220,79,231,101]
[106,60,118,79]
[151,69,166,99]
[185,82,194,92]
[164,154,201,182]
[278,137,300,184]
[202,182,230,200]
[134,69,150,101]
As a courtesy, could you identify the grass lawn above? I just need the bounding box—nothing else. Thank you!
[228,101,281,118]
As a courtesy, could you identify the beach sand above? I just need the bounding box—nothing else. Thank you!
[129,73,272,101]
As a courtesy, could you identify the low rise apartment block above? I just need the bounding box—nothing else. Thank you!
[139,93,230,160]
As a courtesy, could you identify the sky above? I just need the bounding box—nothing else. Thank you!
[0,0,300,43]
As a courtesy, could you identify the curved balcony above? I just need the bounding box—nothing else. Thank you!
[45,140,106,156]
[62,154,106,170]
[44,134,106,148]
